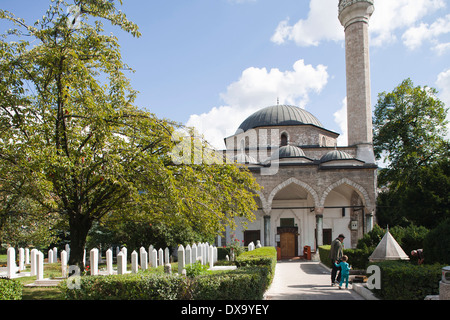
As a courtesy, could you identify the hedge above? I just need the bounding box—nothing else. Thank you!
[190,267,269,300]
[61,247,277,300]
[61,273,188,300]
[369,261,444,300]
[318,245,371,270]
[0,278,23,300]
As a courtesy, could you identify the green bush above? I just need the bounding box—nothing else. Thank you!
[370,261,443,300]
[424,218,450,265]
[185,261,210,278]
[319,245,370,270]
[62,247,277,300]
[191,267,268,300]
[0,278,23,300]
[61,273,188,300]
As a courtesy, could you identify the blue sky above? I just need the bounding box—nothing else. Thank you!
[2,0,450,149]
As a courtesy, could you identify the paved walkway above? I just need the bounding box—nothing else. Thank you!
[264,260,364,300]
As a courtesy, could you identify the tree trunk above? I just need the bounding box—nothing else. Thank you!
[68,214,92,272]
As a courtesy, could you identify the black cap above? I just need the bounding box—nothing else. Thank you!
[338,234,345,238]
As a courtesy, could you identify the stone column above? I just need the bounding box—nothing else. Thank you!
[263,215,271,247]
[316,214,324,248]
[365,211,374,233]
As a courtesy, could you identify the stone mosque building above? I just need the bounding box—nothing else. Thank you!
[221,0,378,259]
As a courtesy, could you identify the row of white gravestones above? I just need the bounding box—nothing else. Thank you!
[86,246,173,276]
[6,248,46,280]
[177,243,218,274]
[247,240,262,252]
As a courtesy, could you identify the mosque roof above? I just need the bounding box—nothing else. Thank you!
[320,150,354,163]
[271,145,306,160]
[236,105,324,134]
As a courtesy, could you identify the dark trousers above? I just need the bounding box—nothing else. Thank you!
[331,260,341,284]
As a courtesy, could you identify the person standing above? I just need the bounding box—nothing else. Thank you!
[329,234,345,286]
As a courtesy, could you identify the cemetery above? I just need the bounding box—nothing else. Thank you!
[0,241,276,300]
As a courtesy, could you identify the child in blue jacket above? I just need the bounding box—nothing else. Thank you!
[334,255,351,289]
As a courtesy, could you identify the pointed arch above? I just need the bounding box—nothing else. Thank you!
[268,177,320,208]
[319,178,371,209]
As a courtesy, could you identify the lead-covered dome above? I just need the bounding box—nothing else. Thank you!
[271,145,306,160]
[236,105,323,134]
[320,150,354,163]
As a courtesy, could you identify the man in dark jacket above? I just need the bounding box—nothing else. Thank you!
[329,234,345,286]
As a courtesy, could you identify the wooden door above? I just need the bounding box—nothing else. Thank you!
[280,232,295,258]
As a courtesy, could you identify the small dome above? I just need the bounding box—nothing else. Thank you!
[271,145,306,160]
[236,105,323,134]
[320,150,354,163]
[233,153,258,164]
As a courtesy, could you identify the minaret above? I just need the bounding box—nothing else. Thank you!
[338,0,375,163]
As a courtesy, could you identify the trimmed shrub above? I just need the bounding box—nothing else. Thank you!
[319,245,370,270]
[369,261,443,300]
[0,278,23,300]
[61,273,188,300]
[191,267,268,300]
[423,218,450,265]
[235,247,277,287]
[61,247,277,300]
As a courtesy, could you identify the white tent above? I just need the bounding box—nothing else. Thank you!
[369,230,410,262]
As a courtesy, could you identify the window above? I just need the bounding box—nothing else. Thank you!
[280,218,295,227]
[281,133,288,146]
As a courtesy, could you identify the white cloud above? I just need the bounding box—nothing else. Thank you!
[436,68,450,140]
[271,0,342,46]
[402,14,450,50]
[333,97,348,146]
[271,0,447,49]
[186,59,329,149]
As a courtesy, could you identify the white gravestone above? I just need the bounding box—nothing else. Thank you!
[90,248,99,275]
[140,248,148,271]
[106,249,113,275]
[151,249,158,268]
[36,251,44,281]
[178,245,185,274]
[158,248,164,267]
[164,247,170,265]
[30,249,37,276]
[61,250,68,277]
[117,251,126,275]
[185,245,192,265]
[18,248,25,271]
[131,251,138,274]
[7,247,16,278]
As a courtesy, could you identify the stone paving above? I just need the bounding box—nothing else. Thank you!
[264,260,365,300]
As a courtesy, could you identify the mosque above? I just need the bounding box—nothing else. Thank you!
[221,0,378,259]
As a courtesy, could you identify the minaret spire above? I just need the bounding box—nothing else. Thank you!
[338,0,375,164]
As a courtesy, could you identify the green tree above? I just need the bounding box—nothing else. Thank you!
[373,78,449,228]
[0,1,260,270]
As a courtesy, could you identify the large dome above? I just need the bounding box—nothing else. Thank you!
[236,105,323,133]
